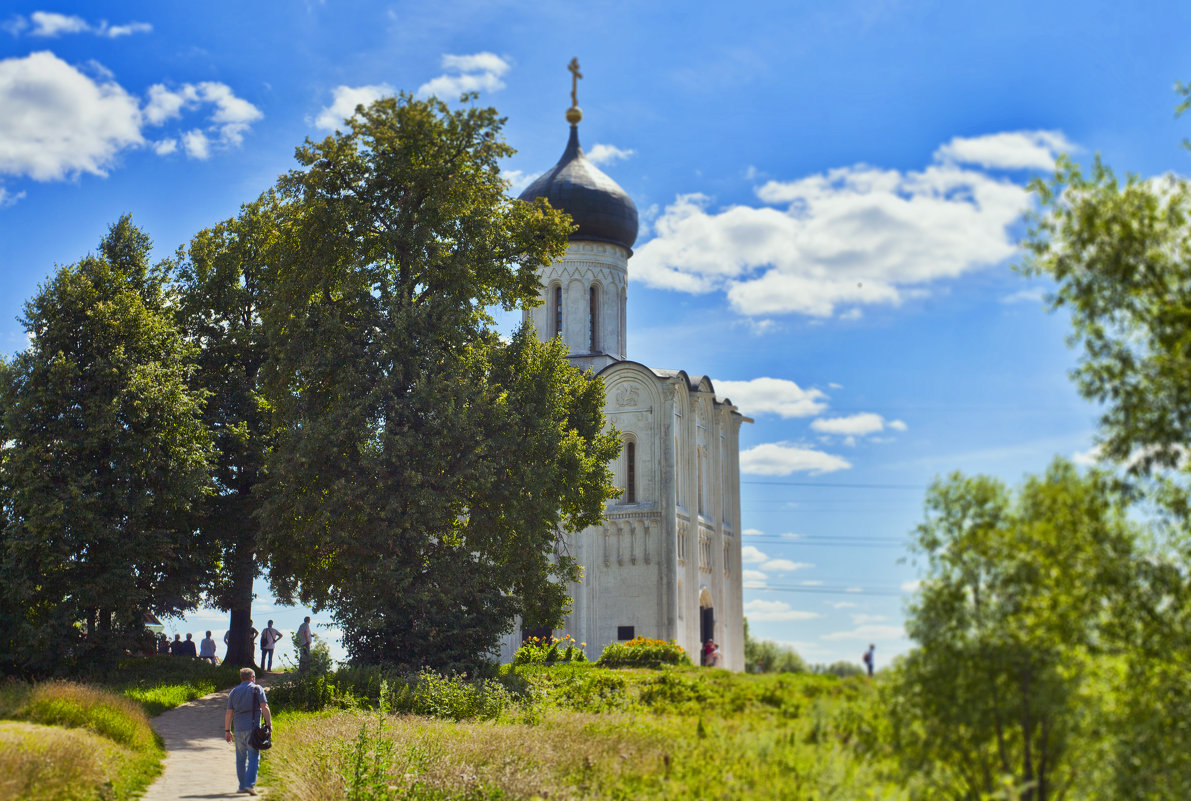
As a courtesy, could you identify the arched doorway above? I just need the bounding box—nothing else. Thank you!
[698,588,714,664]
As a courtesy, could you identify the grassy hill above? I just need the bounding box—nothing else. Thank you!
[262,663,900,800]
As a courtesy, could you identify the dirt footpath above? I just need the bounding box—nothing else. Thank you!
[140,675,280,800]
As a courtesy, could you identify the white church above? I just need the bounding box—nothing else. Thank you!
[497,77,750,670]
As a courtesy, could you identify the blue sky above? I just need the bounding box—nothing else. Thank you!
[2,1,1188,668]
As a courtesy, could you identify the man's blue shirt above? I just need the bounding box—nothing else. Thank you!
[226,680,266,732]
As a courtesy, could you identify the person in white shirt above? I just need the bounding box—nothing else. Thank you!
[199,631,218,664]
[259,620,282,672]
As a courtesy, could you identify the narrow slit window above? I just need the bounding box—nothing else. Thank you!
[552,285,563,337]
[626,440,636,504]
[589,285,599,351]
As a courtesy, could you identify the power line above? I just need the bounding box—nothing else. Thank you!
[751,584,905,597]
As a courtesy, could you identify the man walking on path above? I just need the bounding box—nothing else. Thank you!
[225,667,271,796]
[296,616,312,671]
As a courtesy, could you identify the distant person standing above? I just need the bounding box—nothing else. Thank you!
[199,631,218,663]
[863,644,875,677]
[180,633,198,658]
[259,620,282,672]
[169,634,184,655]
[296,616,312,671]
[157,633,170,655]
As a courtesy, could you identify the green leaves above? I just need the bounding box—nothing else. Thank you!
[0,217,214,673]
[256,94,614,670]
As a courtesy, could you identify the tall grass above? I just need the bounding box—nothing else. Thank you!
[261,665,903,800]
[0,681,164,800]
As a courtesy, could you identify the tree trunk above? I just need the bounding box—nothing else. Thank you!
[223,546,258,668]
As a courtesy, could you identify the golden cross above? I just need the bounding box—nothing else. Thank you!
[568,58,582,108]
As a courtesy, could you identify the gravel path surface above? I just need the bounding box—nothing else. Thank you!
[140,675,280,800]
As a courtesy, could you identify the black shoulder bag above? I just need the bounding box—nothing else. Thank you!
[248,683,272,751]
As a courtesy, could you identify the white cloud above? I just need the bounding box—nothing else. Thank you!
[417,52,510,98]
[104,22,152,38]
[741,545,768,564]
[0,51,143,180]
[1071,445,1101,466]
[503,168,532,195]
[851,613,888,625]
[743,599,820,622]
[0,186,26,207]
[633,130,1069,318]
[888,419,908,431]
[144,82,261,155]
[822,624,905,641]
[20,12,151,38]
[152,138,177,156]
[742,569,768,582]
[182,129,210,160]
[29,12,89,36]
[714,377,828,418]
[829,601,859,609]
[801,580,824,586]
[315,83,393,130]
[587,143,635,165]
[740,442,851,475]
[762,558,813,572]
[845,587,863,593]
[742,528,765,537]
[900,579,921,593]
[811,412,886,436]
[934,130,1073,171]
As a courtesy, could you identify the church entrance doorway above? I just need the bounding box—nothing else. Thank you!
[698,588,714,665]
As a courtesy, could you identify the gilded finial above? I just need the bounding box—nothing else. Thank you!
[566,57,583,125]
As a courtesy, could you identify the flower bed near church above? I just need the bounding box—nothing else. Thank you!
[514,634,588,665]
[596,636,690,668]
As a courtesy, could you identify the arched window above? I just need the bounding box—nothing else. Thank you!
[626,439,637,504]
[589,284,600,352]
[552,284,563,338]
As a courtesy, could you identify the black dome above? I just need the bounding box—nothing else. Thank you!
[518,125,638,252]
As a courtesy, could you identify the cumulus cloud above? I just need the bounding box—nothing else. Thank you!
[742,528,765,537]
[417,52,510,98]
[633,130,1070,318]
[17,12,152,38]
[314,83,394,130]
[143,81,262,155]
[811,412,906,439]
[740,442,851,475]
[0,51,143,180]
[741,545,767,564]
[714,377,828,418]
[741,545,812,573]
[1001,287,1047,305]
[587,143,635,165]
[743,599,820,622]
[901,579,922,593]
[934,130,1074,171]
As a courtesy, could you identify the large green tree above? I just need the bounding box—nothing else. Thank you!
[1018,130,1191,799]
[0,217,213,673]
[888,460,1137,801]
[174,195,280,667]
[258,94,620,669]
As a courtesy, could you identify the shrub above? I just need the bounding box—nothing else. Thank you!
[596,637,690,669]
[513,634,587,665]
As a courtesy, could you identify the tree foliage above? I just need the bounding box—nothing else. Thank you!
[0,217,213,673]
[257,94,619,670]
[1021,157,1191,474]
[174,194,281,667]
[743,618,807,673]
[888,460,1139,801]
